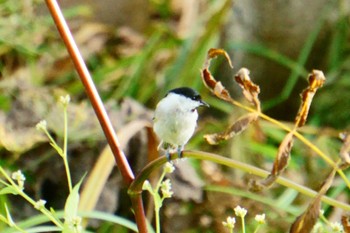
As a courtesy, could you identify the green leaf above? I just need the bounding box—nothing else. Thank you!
[64,176,85,223]
[62,175,86,233]
[4,204,14,226]
[0,187,18,195]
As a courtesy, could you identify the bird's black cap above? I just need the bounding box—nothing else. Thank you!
[168,87,209,107]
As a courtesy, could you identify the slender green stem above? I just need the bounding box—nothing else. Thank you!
[43,130,61,154]
[154,168,167,233]
[62,105,72,193]
[226,98,350,189]
[241,216,245,233]
[0,209,28,233]
[8,223,27,233]
[155,169,166,194]
[0,167,64,229]
[130,151,350,211]
[155,208,160,233]
[253,225,261,233]
[187,150,350,210]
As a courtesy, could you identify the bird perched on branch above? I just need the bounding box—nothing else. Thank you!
[153,87,209,161]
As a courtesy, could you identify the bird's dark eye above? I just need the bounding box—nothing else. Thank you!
[192,95,201,101]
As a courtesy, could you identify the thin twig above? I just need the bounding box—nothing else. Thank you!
[44,1,148,232]
[44,0,134,185]
[129,150,350,211]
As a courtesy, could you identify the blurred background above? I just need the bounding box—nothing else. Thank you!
[0,0,350,232]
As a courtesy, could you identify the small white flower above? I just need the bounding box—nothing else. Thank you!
[164,162,175,174]
[34,199,47,210]
[59,95,70,107]
[255,213,266,224]
[11,170,25,189]
[12,170,25,182]
[222,216,236,229]
[161,179,173,198]
[234,205,247,218]
[330,222,343,232]
[36,120,47,131]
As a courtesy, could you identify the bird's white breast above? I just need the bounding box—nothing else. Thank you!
[153,93,199,146]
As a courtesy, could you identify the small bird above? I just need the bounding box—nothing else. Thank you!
[153,87,209,161]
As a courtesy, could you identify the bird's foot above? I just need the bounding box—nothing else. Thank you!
[165,149,172,162]
[177,145,184,159]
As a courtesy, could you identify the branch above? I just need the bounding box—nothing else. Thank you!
[44,1,148,232]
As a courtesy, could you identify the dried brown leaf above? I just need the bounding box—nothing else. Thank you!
[252,132,294,190]
[207,48,233,68]
[204,113,258,145]
[272,132,294,175]
[295,70,326,127]
[341,214,350,233]
[339,132,350,166]
[289,198,321,233]
[290,169,335,233]
[201,48,232,101]
[234,68,261,110]
[249,179,265,193]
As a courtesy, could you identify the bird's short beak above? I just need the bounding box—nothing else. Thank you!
[200,100,210,107]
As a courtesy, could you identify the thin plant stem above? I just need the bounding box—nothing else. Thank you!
[154,168,168,233]
[0,167,64,229]
[228,98,350,189]
[129,151,350,211]
[155,170,166,194]
[0,206,28,233]
[241,216,245,233]
[43,129,61,155]
[155,208,160,233]
[253,225,261,233]
[62,104,72,193]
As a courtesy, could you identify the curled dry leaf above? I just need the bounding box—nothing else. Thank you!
[341,214,350,233]
[271,132,294,176]
[204,113,259,145]
[289,169,336,233]
[295,70,326,128]
[234,68,261,111]
[339,132,350,167]
[256,70,325,190]
[201,48,232,101]
[207,48,233,68]
[289,196,321,233]
[252,131,294,190]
